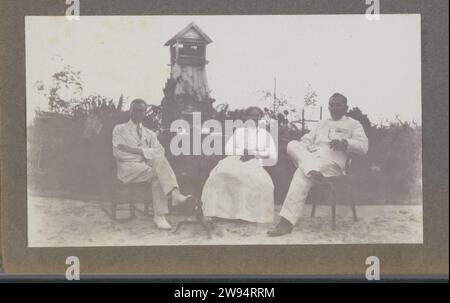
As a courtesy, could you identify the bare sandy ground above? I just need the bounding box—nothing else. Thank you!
[28,195,422,247]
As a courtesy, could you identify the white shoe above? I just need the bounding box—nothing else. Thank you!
[171,190,192,207]
[154,215,172,230]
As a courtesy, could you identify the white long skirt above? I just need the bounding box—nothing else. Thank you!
[201,156,275,223]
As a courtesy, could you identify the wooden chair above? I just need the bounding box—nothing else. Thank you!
[102,179,152,222]
[308,156,359,230]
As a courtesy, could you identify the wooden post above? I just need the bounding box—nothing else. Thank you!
[274,77,277,101]
[203,44,206,63]
[320,106,323,120]
[301,109,305,132]
[175,41,179,63]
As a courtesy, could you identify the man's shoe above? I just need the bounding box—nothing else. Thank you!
[267,217,293,237]
[154,215,172,230]
[171,190,192,207]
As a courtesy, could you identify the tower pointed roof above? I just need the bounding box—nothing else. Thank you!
[164,22,213,46]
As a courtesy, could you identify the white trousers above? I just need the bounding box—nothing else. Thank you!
[279,141,341,225]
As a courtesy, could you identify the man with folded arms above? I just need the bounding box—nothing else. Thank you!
[112,99,190,230]
[267,93,368,236]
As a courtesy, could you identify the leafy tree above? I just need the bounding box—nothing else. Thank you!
[257,90,297,123]
[303,84,318,107]
[346,107,372,135]
[49,65,83,113]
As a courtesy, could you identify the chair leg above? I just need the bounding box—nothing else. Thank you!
[101,186,117,220]
[103,186,137,222]
[331,204,336,230]
[311,203,316,217]
[326,185,336,230]
[351,205,358,221]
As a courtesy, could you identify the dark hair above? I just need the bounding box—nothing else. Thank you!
[244,106,264,118]
[330,93,348,106]
[130,98,147,109]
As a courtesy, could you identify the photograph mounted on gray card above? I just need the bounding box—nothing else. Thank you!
[26,15,422,247]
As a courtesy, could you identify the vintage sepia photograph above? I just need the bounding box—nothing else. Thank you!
[25,15,423,247]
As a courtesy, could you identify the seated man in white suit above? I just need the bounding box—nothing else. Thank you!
[267,93,368,237]
[112,99,190,230]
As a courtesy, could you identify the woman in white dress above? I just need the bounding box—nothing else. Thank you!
[201,107,277,223]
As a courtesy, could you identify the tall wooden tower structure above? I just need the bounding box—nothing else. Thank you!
[161,22,215,129]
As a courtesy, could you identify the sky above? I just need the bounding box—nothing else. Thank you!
[26,15,421,125]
